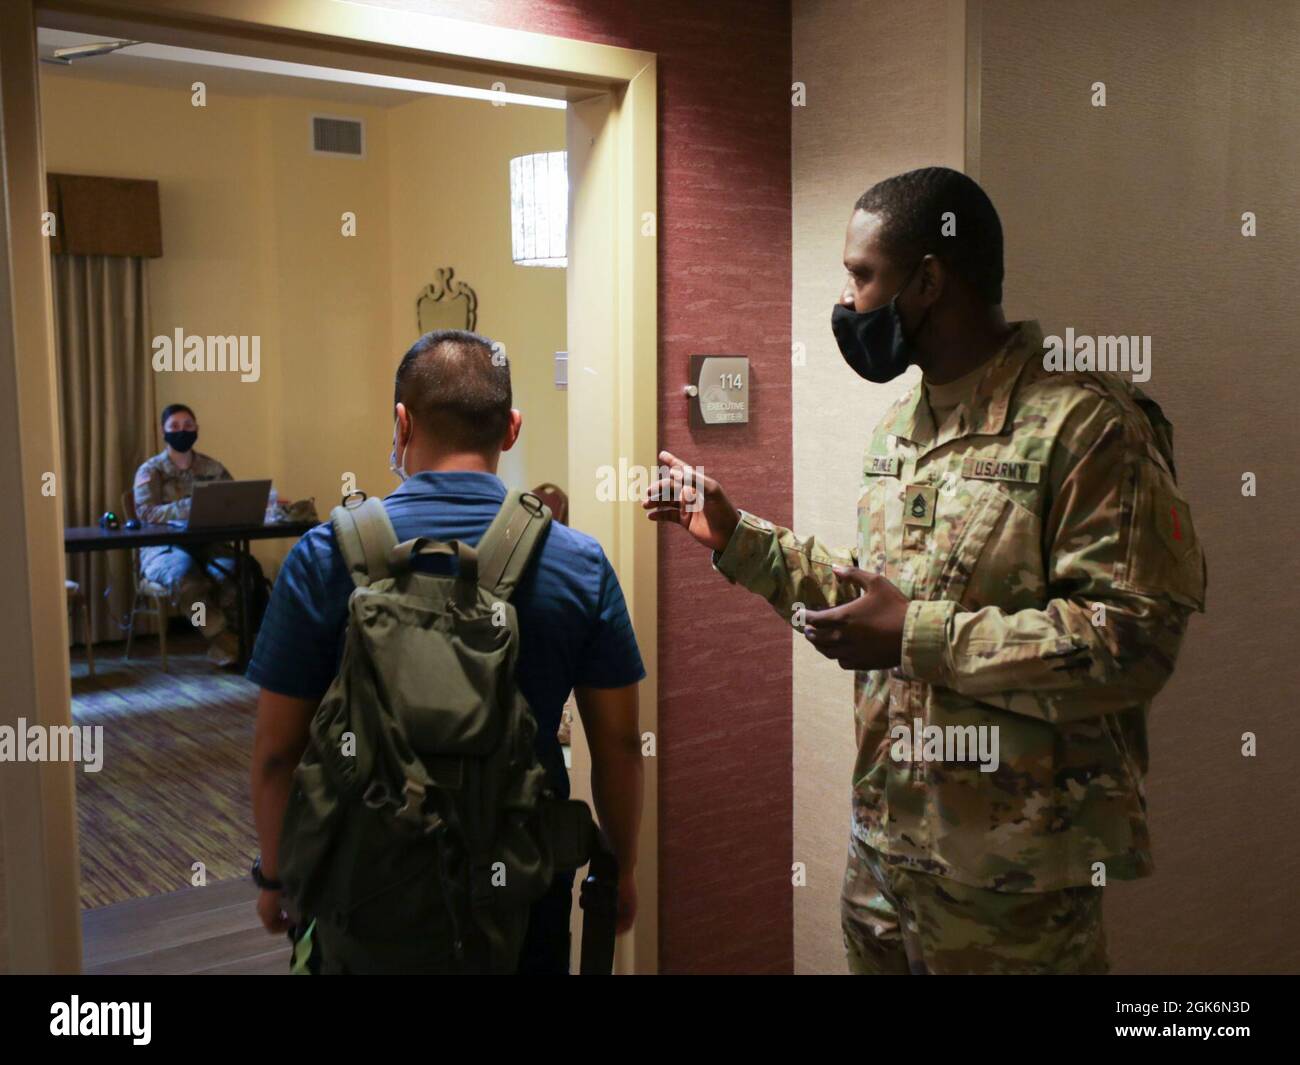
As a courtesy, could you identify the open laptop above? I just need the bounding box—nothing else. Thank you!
[179,479,272,530]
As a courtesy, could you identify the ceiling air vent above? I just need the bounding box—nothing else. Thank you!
[311,115,364,157]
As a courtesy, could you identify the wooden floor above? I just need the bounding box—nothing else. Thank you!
[82,876,290,975]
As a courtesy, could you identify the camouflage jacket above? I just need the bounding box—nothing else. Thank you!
[133,449,232,561]
[715,320,1206,892]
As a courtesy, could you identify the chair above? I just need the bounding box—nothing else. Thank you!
[121,489,170,671]
[65,579,94,678]
[531,482,569,526]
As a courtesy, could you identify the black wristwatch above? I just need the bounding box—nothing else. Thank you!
[251,857,283,891]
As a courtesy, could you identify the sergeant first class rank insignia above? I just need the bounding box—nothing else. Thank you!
[903,484,937,527]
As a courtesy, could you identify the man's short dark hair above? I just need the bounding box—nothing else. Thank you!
[394,330,511,452]
[854,166,1004,305]
[160,403,195,428]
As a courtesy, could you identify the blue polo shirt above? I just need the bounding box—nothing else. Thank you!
[246,471,645,797]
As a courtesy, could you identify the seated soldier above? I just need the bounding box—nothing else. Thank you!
[133,403,241,667]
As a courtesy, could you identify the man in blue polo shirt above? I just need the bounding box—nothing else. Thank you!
[247,329,645,974]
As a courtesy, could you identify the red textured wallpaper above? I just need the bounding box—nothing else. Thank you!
[366,0,794,973]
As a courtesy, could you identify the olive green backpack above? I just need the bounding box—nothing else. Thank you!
[277,490,606,974]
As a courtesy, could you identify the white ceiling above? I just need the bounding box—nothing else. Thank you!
[36,28,566,110]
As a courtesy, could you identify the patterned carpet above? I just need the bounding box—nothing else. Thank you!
[71,633,260,910]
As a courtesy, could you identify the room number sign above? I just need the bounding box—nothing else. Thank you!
[687,355,750,427]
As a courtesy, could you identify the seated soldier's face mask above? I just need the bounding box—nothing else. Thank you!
[388,420,408,483]
[165,429,198,453]
[831,259,931,383]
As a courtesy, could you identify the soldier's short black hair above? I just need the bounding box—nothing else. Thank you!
[160,403,196,428]
[855,166,1004,305]
[394,329,512,453]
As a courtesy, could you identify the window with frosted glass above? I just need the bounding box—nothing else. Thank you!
[510,151,568,268]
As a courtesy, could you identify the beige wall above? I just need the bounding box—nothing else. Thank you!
[978,0,1300,973]
[791,0,967,974]
[38,73,566,579]
[260,94,394,545]
[38,76,390,574]
[387,94,568,494]
[41,76,284,560]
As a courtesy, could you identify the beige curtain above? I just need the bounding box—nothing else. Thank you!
[52,253,157,644]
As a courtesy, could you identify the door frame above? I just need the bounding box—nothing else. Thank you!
[0,0,658,974]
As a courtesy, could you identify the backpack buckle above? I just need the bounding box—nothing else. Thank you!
[365,779,445,835]
[362,780,392,810]
[395,780,427,829]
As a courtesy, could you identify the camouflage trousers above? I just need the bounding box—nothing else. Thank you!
[140,544,240,637]
[841,835,1109,974]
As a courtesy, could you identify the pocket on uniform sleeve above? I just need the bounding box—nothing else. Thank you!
[1119,459,1206,611]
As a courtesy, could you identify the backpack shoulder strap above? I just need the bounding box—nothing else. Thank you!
[476,489,552,601]
[331,496,399,588]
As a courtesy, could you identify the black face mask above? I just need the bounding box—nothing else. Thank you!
[831,259,931,383]
[165,429,198,453]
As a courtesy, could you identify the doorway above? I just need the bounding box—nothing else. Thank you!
[0,0,658,975]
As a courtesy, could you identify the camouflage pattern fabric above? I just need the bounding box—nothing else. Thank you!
[715,320,1207,893]
[841,836,1108,975]
[133,449,232,526]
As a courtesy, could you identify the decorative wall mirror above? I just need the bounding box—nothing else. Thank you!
[416,267,479,333]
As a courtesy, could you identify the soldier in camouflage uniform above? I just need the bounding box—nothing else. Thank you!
[646,167,1205,974]
[134,403,242,666]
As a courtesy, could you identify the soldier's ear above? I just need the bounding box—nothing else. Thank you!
[918,255,946,305]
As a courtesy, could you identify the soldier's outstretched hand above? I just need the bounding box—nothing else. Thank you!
[643,450,739,553]
[802,565,909,670]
